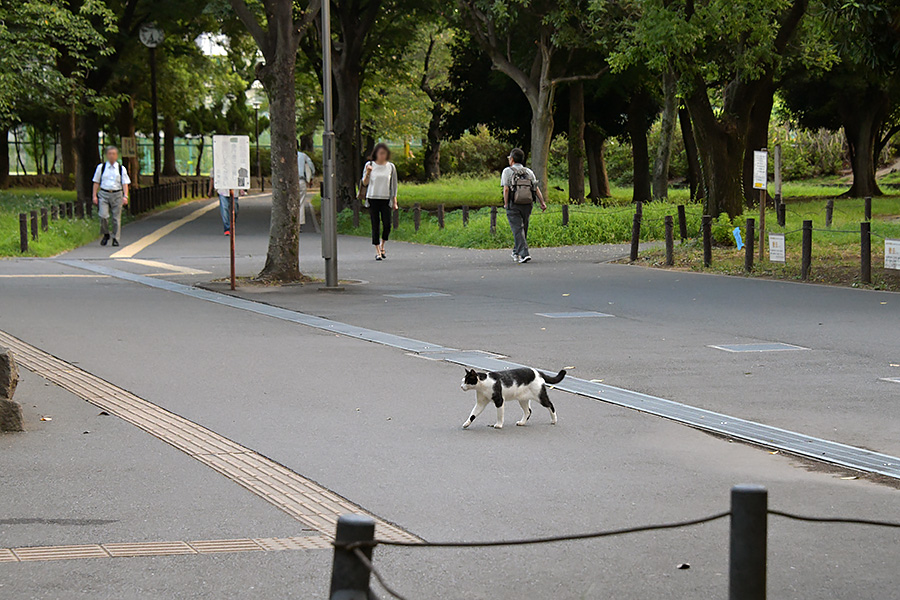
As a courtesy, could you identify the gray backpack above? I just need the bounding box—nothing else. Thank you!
[510,167,535,205]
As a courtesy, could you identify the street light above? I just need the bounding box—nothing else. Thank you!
[321,0,339,288]
[247,80,265,193]
[139,23,164,186]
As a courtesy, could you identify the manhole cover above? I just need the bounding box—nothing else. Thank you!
[384,292,450,298]
[709,343,809,353]
[535,311,614,318]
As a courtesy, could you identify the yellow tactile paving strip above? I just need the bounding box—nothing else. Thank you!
[1,536,332,563]
[0,330,421,545]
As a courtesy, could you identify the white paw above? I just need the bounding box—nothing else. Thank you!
[516,420,527,426]
[490,423,503,429]
[462,422,470,429]
[551,414,558,425]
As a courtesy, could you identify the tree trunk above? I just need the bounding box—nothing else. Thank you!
[195,136,205,178]
[75,113,100,206]
[842,93,886,198]
[652,70,677,200]
[585,127,611,202]
[688,106,746,218]
[0,125,9,188]
[628,92,652,203]
[423,103,442,180]
[257,35,303,280]
[679,104,703,200]
[162,115,179,176]
[528,85,555,196]
[333,66,361,210]
[567,81,586,202]
[299,132,314,153]
[742,80,775,205]
[117,97,140,187]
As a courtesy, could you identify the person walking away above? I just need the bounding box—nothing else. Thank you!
[501,147,546,263]
[361,143,398,261]
[297,144,316,227]
[91,146,131,247]
[208,177,237,236]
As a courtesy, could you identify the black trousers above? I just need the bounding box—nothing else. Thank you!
[369,198,392,245]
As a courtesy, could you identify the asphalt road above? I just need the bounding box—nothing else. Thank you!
[1,194,898,599]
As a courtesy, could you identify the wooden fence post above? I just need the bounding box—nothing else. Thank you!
[745,218,755,273]
[702,215,712,267]
[729,485,768,600]
[825,199,834,228]
[19,214,28,252]
[30,210,38,241]
[860,221,871,285]
[677,204,687,242]
[413,203,421,232]
[864,196,872,221]
[490,206,497,234]
[437,204,445,229]
[800,220,812,280]
[664,215,674,266]
[562,204,569,227]
[41,208,48,231]
[462,205,469,227]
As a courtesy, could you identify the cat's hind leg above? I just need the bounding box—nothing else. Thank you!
[463,395,490,429]
[516,398,532,426]
[538,385,557,424]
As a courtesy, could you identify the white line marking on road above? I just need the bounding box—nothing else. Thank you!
[110,200,218,258]
[118,258,210,275]
[0,274,110,278]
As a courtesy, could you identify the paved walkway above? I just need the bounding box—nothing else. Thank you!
[1,195,898,599]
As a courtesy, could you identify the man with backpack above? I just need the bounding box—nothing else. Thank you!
[91,146,131,247]
[501,147,546,263]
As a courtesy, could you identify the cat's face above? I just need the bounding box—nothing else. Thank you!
[461,369,481,391]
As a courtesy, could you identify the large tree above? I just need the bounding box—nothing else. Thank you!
[456,0,606,194]
[230,0,320,280]
[612,0,808,218]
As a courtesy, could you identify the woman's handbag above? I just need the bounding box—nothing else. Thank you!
[358,162,370,208]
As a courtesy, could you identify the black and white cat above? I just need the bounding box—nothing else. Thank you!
[460,367,566,429]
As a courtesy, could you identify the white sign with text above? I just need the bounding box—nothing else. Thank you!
[769,233,785,263]
[886,239,900,270]
[212,135,251,190]
[753,150,768,189]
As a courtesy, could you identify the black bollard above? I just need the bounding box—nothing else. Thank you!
[801,220,812,280]
[702,215,712,267]
[677,204,687,242]
[19,214,28,252]
[437,204,445,229]
[490,206,497,234]
[860,221,871,285]
[30,210,38,241]
[729,485,768,600]
[41,208,48,232]
[864,196,872,221]
[329,514,376,600]
[777,203,785,227]
[51,205,59,221]
[462,205,469,227]
[664,215,674,266]
[562,204,569,227]
[825,199,834,228]
[414,203,421,232]
[745,218,755,273]
[630,201,643,262]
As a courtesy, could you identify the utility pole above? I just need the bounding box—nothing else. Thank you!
[253,102,262,192]
[139,23,164,187]
[321,0,339,289]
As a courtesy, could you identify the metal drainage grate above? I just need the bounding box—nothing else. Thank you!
[535,311,614,319]
[383,292,451,298]
[0,330,421,545]
[1,536,331,563]
[709,343,809,353]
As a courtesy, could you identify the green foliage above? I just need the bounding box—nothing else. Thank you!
[438,126,510,177]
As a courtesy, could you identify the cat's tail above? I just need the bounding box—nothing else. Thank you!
[542,369,567,384]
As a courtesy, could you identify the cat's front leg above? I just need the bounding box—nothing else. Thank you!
[490,402,505,429]
[463,396,489,429]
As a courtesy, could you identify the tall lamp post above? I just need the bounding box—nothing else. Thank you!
[321,0,339,288]
[247,80,265,193]
[139,23,164,186]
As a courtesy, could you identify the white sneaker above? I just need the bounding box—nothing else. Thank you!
[520,255,532,263]
[511,252,518,262]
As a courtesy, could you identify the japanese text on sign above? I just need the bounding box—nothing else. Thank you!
[769,233,785,263]
[212,135,251,190]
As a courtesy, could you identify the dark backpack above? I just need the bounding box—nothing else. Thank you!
[99,162,123,186]
[510,167,535,205]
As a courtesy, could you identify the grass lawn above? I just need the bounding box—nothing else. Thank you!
[0,188,197,257]
[628,195,900,291]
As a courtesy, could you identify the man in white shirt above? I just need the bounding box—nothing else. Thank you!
[501,147,546,263]
[297,144,315,226]
[91,146,131,247]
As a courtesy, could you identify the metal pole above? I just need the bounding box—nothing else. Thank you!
[230,191,236,291]
[773,144,782,207]
[759,147,766,263]
[150,46,160,187]
[329,514,376,600]
[255,106,263,192]
[729,484,768,600]
[321,0,339,289]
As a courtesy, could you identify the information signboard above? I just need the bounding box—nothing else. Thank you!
[212,135,251,190]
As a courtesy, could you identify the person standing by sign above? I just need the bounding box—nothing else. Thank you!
[361,143,398,261]
[501,148,546,263]
[297,143,316,226]
[208,177,237,236]
[91,146,131,247]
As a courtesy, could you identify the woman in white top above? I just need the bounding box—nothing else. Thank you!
[361,143,398,260]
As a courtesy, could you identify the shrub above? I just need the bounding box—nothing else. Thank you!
[440,126,510,177]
